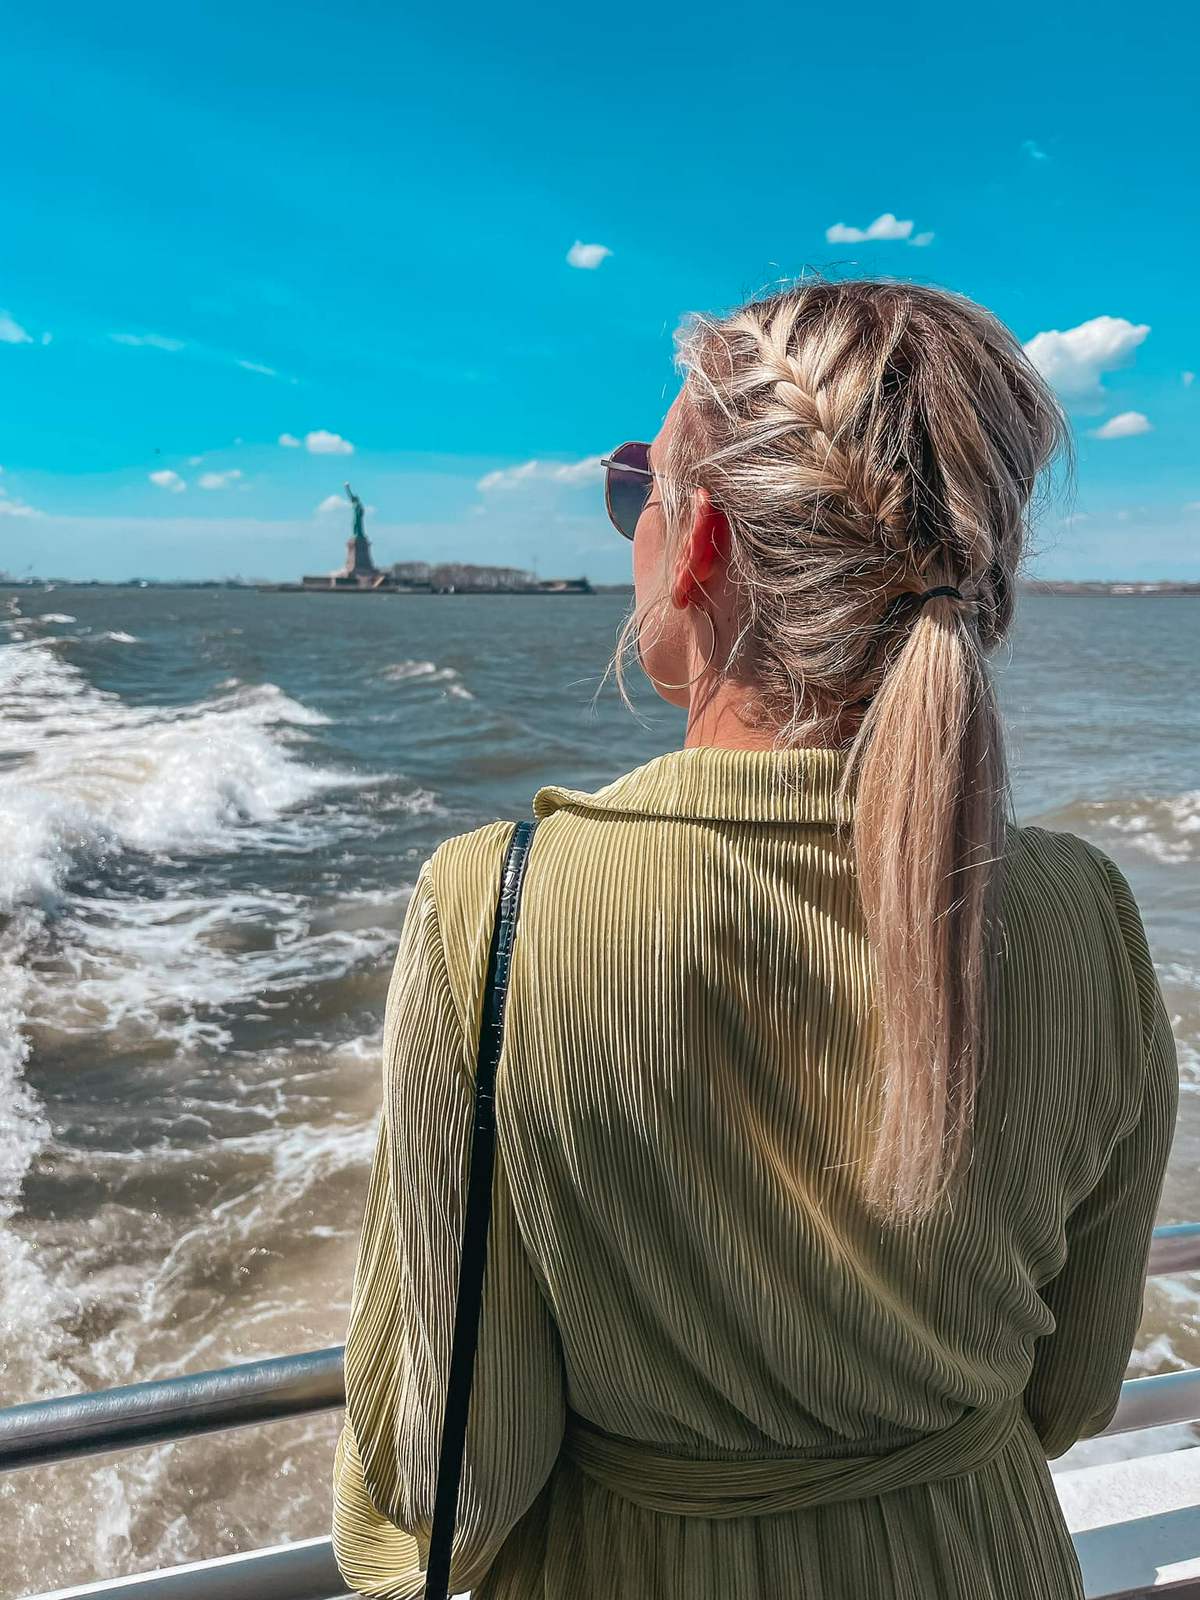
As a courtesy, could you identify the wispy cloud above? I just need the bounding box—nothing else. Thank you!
[1023,315,1150,403]
[0,483,42,516]
[279,433,302,448]
[1022,139,1048,161]
[1090,411,1152,440]
[0,310,34,345]
[315,494,345,514]
[112,332,186,352]
[149,469,186,492]
[1184,371,1196,388]
[477,455,604,491]
[566,240,612,270]
[236,358,278,377]
[197,469,243,489]
[825,212,932,245]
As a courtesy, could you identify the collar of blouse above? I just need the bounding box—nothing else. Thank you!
[532,743,855,829]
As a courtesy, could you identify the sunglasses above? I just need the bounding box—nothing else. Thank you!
[600,441,655,540]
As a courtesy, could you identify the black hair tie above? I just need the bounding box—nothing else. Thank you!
[916,585,965,608]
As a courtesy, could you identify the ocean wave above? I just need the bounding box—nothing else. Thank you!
[0,622,399,1418]
[1034,789,1200,864]
[0,907,86,1397]
[35,888,399,1051]
[380,657,474,699]
[0,643,361,914]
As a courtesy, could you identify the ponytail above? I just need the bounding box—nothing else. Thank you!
[839,589,1010,1221]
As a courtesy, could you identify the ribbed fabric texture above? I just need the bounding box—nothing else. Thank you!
[331,744,1179,1600]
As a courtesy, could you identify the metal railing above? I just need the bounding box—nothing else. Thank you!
[4,1220,1199,1600]
[0,1347,345,1474]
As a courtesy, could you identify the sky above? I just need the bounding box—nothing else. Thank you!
[1,0,1197,584]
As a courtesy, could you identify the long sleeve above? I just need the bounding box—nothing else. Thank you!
[1022,851,1180,1460]
[332,856,567,1598]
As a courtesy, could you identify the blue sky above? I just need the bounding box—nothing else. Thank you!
[1,0,1197,582]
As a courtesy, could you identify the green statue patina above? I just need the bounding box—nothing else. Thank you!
[344,481,365,543]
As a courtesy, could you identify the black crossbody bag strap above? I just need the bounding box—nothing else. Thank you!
[424,818,539,1600]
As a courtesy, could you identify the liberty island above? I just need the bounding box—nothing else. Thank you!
[287,482,593,595]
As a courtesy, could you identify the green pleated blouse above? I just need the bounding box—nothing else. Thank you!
[331,744,1179,1600]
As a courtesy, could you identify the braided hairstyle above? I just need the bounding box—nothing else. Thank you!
[617,276,1069,1224]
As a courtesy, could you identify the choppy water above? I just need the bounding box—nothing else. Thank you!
[1,586,1197,1595]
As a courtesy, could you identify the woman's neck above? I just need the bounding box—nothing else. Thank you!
[682,682,861,753]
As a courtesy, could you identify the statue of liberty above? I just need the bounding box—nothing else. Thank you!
[340,482,378,579]
[345,482,366,542]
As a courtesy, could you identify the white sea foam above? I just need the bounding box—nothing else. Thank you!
[1070,790,1200,864]
[39,889,397,1051]
[0,908,87,1394]
[381,657,474,698]
[0,630,398,1410]
[0,643,361,913]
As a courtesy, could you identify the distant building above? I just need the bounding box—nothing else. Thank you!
[389,561,592,594]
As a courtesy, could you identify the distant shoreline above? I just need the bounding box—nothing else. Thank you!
[1,578,1197,596]
[1018,580,1200,596]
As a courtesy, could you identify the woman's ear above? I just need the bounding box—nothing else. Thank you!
[671,488,731,608]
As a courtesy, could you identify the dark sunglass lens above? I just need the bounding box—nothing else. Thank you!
[606,442,652,539]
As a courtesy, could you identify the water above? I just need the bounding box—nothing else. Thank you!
[1,586,1197,1594]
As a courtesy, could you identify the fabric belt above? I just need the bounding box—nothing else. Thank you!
[561,1394,1027,1519]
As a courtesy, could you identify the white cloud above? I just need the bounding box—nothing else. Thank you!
[566,240,612,270]
[198,469,243,490]
[1185,501,1200,512]
[477,455,604,492]
[186,454,205,466]
[0,311,34,344]
[1090,411,1152,440]
[1184,371,1196,387]
[237,358,278,377]
[1022,139,1048,161]
[315,494,346,514]
[278,433,302,448]
[149,469,186,492]
[1023,315,1150,402]
[825,212,914,243]
[112,332,186,352]
[909,231,935,247]
[303,429,354,455]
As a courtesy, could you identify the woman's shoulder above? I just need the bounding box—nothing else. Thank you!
[1006,819,1135,909]
[423,818,517,940]
[1004,822,1164,1045]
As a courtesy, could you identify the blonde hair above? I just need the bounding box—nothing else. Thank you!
[613,276,1070,1225]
